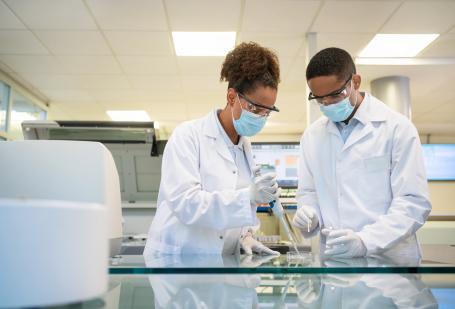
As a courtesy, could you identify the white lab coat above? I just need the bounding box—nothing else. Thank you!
[297,273,437,309]
[144,110,257,255]
[148,274,260,309]
[298,93,431,257]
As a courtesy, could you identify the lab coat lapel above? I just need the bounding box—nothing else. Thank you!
[243,138,255,176]
[203,110,236,166]
[326,119,342,139]
[214,135,235,165]
[341,122,373,153]
[341,94,387,153]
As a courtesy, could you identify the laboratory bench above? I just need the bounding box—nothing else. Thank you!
[43,245,455,308]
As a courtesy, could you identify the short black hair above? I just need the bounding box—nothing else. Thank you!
[306,47,356,82]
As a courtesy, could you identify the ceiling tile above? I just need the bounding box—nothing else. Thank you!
[86,0,167,30]
[41,88,95,102]
[237,33,304,58]
[181,76,227,93]
[117,56,178,75]
[0,61,13,73]
[381,1,455,34]
[105,31,173,55]
[178,57,224,76]
[315,33,374,57]
[128,75,181,92]
[58,55,122,74]
[35,31,111,55]
[5,0,97,30]
[0,55,66,73]
[0,30,48,54]
[18,74,85,90]
[0,1,26,29]
[166,0,241,31]
[78,75,131,90]
[24,74,132,90]
[311,1,400,33]
[242,0,320,33]
[419,34,455,58]
[90,89,154,103]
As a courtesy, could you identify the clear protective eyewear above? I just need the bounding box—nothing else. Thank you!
[308,76,353,106]
[238,92,279,117]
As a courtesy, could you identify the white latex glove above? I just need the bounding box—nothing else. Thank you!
[295,276,321,306]
[321,274,362,288]
[322,228,367,258]
[240,234,280,256]
[292,206,318,233]
[250,169,279,205]
[240,254,277,267]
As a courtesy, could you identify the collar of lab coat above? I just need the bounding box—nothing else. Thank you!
[202,109,255,172]
[326,93,389,152]
[326,93,387,131]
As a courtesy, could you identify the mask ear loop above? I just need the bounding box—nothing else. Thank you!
[349,81,359,109]
[231,93,242,122]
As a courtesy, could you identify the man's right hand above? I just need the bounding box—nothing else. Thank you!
[293,206,319,232]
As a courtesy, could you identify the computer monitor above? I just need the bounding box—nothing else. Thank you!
[251,142,300,188]
[422,144,455,181]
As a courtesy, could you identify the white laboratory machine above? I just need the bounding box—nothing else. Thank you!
[0,140,122,308]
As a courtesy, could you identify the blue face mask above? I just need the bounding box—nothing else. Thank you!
[319,96,355,122]
[232,95,267,137]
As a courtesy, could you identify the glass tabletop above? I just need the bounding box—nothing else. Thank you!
[48,273,455,308]
[110,244,455,275]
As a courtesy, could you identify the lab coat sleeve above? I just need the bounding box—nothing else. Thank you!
[160,125,256,231]
[296,132,323,237]
[357,121,431,254]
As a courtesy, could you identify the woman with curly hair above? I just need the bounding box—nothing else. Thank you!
[144,42,281,256]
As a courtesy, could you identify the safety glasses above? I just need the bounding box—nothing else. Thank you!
[308,76,353,105]
[238,92,280,117]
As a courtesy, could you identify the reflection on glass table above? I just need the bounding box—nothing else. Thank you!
[110,244,455,274]
[46,273,453,309]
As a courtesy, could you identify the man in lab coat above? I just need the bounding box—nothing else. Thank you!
[144,42,281,256]
[293,47,431,258]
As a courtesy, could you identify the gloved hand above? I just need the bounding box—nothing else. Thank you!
[295,276,321,306]
[321,274,362,288]
[322,228,367,258]
[292,206,318,233]
[240,234,280,256]
[240,254,277,267]
[250,167,279,205]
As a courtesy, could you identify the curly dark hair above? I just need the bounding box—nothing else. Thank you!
[306,47,356,82]
[220,42,280,94]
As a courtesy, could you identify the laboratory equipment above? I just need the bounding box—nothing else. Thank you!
[0,140,123,257]
[422,144,455,181]
[251,142,300,188]
[22,120,166,235]
[254,164,301,254]
[269,199,300,255]
[0,198,108,308]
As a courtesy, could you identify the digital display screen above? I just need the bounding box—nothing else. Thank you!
[422,144,455,181]
[251,143,300,187]
[252,143,455,184]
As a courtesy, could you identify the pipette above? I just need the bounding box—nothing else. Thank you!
[253,165,300,255]
[269,199,300,255]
